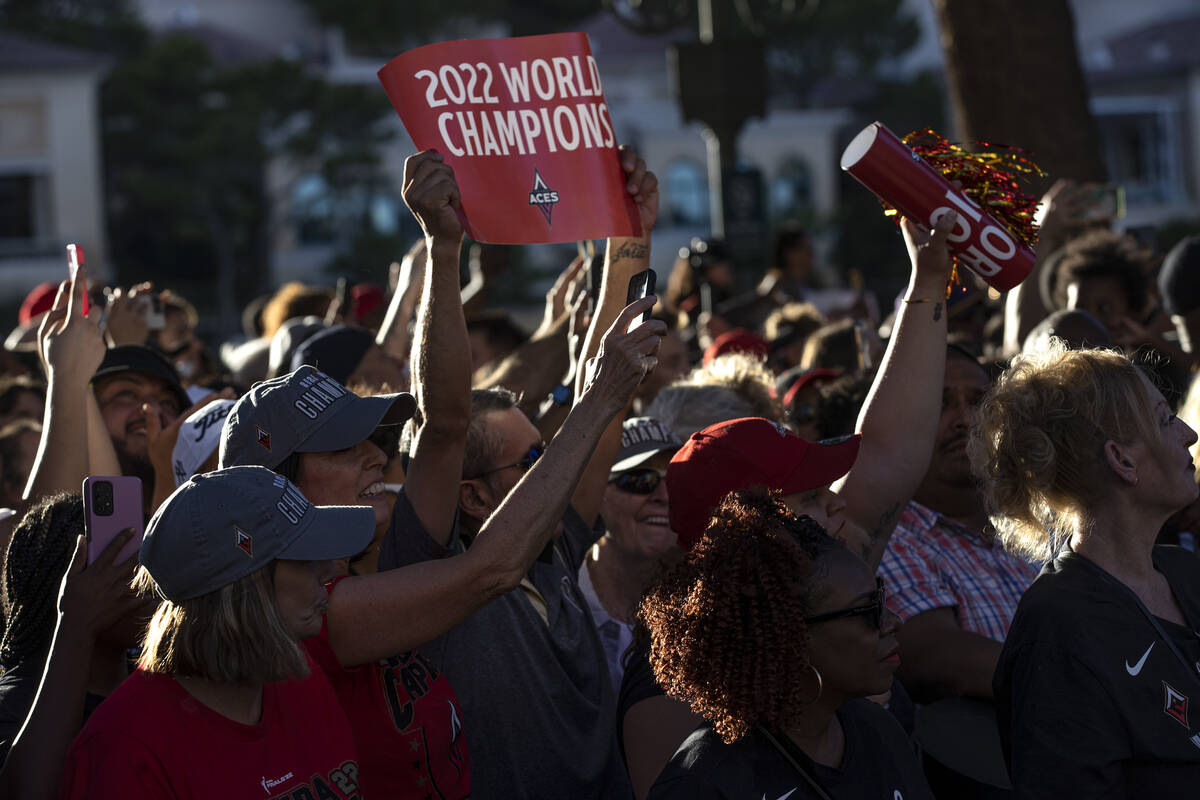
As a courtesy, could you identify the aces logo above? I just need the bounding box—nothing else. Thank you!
[529,169,560,225]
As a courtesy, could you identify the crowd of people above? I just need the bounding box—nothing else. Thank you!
[0,136,1197,799]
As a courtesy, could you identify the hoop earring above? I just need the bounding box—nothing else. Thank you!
[803,663,823,705]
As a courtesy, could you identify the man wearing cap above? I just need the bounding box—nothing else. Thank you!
[378,145,662,800]
[581,417,682,689]
[621,213,957,799]
[22,267,188,512]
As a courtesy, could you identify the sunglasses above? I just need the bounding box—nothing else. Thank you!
[472,443,545,478]
[803,578,886,630]
[610,468,667,495]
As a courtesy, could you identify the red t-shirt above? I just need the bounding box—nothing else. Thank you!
[304,578,470,799]
[59,655,361,799]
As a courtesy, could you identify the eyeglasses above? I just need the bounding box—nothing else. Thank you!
[610,468,667,494]
[472,443,545,479]
[803,578,886,630]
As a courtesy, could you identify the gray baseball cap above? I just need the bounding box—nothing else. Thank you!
[218,366,416,469]
[140,466,375,602]
[610,417,684,475]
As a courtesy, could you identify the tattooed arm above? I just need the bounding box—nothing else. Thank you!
[568,146,659,528]
[835,214,955,570]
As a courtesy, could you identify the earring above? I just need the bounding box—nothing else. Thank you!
[802,663,824,704]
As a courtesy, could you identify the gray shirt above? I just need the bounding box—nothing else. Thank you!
[378,497,633,800]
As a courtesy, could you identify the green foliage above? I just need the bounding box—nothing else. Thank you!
[297,0,601,52]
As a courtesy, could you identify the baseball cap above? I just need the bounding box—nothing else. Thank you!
[140,466,375,602]
[172,398,236,487]
[93,345,190,413]
[290,325,374,385]
[667,417,861,549]
[219,366,415,470]
[268,316,326,379]
[611,417,684,475]
[702,329,769,366]
[5,282,60,352]
[1159,236,1200,316]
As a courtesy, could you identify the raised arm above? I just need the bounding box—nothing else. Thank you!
[326,298,665,666]
[0,533,142,800]
[569,146,659,528]
[835,214,954,570]
[401,151,472,546]
[24,267,107,504]
[375,239,427,360]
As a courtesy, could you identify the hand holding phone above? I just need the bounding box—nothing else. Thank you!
[66,244,88,317]
[84,476,144,566]
[625,268,657,332]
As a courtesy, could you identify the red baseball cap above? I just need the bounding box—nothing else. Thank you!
[351,283,385,323]
[782,367,841,409]
[5,282,60,352]
[702,328,769,366]
[666,417,861,549]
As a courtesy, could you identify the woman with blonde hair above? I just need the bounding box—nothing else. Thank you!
[972,341,1200,797]
[59,466,375,798]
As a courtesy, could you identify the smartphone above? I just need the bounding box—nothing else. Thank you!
[66,244,89,316]
[626,268,657,330]
[83,476,144,566]
[142,295,166,330]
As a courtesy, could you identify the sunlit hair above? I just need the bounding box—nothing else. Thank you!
[686,352,782,422]
[134,563,307,684]
[640,490,839,743]
[969,340,1160,561]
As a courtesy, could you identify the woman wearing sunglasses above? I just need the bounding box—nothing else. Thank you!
[642,491,931,800]
[580,417,684,689]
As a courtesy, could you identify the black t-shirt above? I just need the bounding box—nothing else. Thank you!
[647,699,934,800]
[995,546,1200,799]
[0,659,105,762]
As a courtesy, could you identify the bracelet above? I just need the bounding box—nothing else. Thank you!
[901,296,934,304]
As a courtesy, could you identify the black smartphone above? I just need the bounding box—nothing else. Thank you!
[625,268,657,330]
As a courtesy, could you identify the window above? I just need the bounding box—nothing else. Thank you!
[665,158,709,227]
[1093,97,1187,207]
[771,157,813,220]
[291,173,336,244]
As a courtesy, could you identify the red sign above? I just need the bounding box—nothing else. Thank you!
[378,34,642,244]
[841,122,1035,292]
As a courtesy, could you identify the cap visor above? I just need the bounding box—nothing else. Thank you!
[280,504,376,561]
[779,433,862,494]
[610,443,680,475]
[299,393,416,453]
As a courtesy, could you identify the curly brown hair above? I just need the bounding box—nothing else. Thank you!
[640,490,840,743]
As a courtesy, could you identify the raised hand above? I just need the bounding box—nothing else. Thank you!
[901,211,957,289]
[581,295,667,411]
[57,533,147,639]
[618,145,659,235]
[403,151,465,244]
[38,261,106,385]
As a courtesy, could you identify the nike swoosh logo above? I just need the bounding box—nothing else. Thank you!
[1126,642,1156,676]
[761,791,796,800]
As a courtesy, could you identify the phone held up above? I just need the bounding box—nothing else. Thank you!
[83,476,144,566]
[625,268,657,332]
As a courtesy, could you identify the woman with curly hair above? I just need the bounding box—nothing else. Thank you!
[642,491,931,799]
[973,341,1200,798]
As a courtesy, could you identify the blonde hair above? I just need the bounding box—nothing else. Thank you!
[969,340,1159,561]
[134,564,308,684]
[686,352,782,422]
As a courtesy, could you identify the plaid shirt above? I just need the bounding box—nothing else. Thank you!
[877,500,1039,643]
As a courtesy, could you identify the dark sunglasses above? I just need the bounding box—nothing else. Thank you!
[473,443,545,478]
[804,578,886,630]
[610,468,667,494]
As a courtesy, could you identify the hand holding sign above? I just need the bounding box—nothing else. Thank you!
[379,34,642,244]
[619,144,659,236]
[403,151,465,243]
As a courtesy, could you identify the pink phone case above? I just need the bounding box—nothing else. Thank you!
[83,476,144,566]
